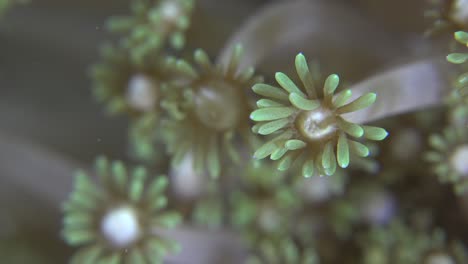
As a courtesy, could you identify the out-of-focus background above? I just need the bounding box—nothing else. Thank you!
[0,0,449,262]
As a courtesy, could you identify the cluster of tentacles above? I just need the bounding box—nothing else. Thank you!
[250,53,388,178]
[57,0,468,263]
[62,157,181,264]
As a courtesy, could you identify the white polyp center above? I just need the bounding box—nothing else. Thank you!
[170,153,205,200]
[160,0,182,23]
[426,253,455,264]
[450,144,468,177]
[296,108,336,142]
[101,207,140,248]
[126,74,157,112]
[451,0,468,27]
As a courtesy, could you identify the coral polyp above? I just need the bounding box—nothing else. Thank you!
[91,44,176,117]
[228,162,313,263]
[251,53,388,177]
[425,0,468,35]
[107,0,194,63]
[162,45,263,178]
[425,126,468,194]
[62,156,181,264]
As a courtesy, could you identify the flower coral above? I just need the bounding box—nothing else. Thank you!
[425,0,468,35]
[425,125,468,194]
[62,156,181,263]
[107,0,194,63]
[91,44,177,117]
[250,53,388,178]
[162,45,263,178]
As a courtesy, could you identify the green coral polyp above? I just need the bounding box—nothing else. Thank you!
[251,53,388,177]
[163,45,263,178]
[107,0,194,63]
[425,126,468,194]
[91,44,174,116]
[62,156,181,264]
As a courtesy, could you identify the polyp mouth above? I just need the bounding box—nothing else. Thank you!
[295,107,337,143]
[194,80,243,131]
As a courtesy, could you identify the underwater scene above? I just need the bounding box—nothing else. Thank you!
[0,0,467,263]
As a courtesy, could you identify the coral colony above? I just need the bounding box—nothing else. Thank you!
[3,0,468,263]
[65,0,468,263]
